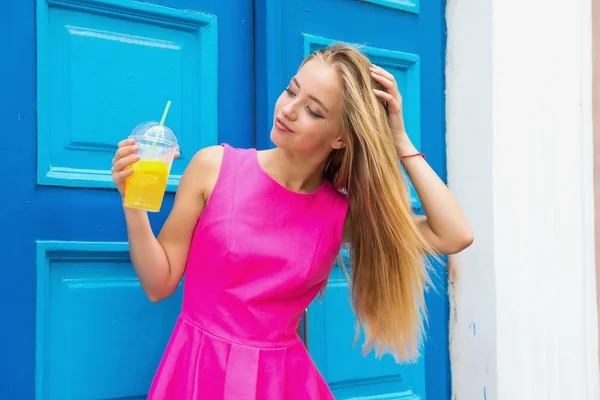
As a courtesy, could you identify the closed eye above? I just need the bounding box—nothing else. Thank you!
[306,107,323,119]
[285,87,324,119]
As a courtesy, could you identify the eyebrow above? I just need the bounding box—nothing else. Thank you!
[292,77,329,113]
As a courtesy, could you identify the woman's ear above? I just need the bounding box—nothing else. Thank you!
[331,134,347,150]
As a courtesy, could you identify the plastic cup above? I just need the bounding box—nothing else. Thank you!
[123,121,179,212]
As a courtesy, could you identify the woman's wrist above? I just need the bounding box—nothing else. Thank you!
[122,201,148,218]
[394,136,418,158]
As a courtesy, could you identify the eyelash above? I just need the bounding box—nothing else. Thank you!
[285,88,323,119]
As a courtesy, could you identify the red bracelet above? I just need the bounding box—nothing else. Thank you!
[400,152,425,160]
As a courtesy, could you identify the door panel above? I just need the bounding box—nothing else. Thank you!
[2,0,253,399]
[36,242,182,400]
[36,0,219,191]
[254,1,449,399]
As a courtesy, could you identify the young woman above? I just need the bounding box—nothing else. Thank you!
[111,43,473,399]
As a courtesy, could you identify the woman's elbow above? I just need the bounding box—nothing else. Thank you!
[147,293,166,303]
[437,229,473,255]
[449,229,474,254]
[144,286,175,303]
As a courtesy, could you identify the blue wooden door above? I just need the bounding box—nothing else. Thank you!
[2,0,253,399]
[2,0,446,398]
[254,1,449,399]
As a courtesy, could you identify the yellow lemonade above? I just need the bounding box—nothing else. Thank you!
[124,160,170,212]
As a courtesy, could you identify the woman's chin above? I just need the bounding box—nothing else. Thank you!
[270,128,288,149]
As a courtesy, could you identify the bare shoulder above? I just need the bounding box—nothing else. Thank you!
[188,145,224,170]
[184,145,225,201]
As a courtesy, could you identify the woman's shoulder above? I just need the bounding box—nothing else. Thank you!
[179,145,225,199]
[187,145,225,174]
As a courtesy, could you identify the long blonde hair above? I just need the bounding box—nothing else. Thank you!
[302,44,435,362]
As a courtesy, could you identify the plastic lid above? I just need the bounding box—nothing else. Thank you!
[129,121,178,148]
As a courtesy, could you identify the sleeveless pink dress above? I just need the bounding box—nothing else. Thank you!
[147,144,349,399]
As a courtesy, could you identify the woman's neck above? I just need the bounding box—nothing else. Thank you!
[260,147,327,194]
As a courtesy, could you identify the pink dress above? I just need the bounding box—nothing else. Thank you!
[147,143,349,399]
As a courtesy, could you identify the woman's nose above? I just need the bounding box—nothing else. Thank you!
[281,102,297,121]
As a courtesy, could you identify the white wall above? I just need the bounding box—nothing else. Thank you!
[593,0,600,371]
[446,0,600,398]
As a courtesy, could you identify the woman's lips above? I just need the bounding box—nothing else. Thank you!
[275,117,294,133]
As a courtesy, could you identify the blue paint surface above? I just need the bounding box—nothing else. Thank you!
[36,0,220,192]
[362,0,420,15]
[35,241,183,399]
[2,0,446,398]
[1,0,253,398]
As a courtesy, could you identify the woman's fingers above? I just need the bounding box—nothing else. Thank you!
[112,153,139,173]
[112,144,139,166]
[373,89,402,114]
[118,138,135,148]
[370,64,396,83]
[113,168,134,183]
[373,88,394,102]
[116,144,139,160]
[371,70,397,94]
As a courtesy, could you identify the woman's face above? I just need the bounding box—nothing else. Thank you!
[270,58,346,156]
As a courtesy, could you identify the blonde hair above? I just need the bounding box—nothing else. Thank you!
[302,44,435,362]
